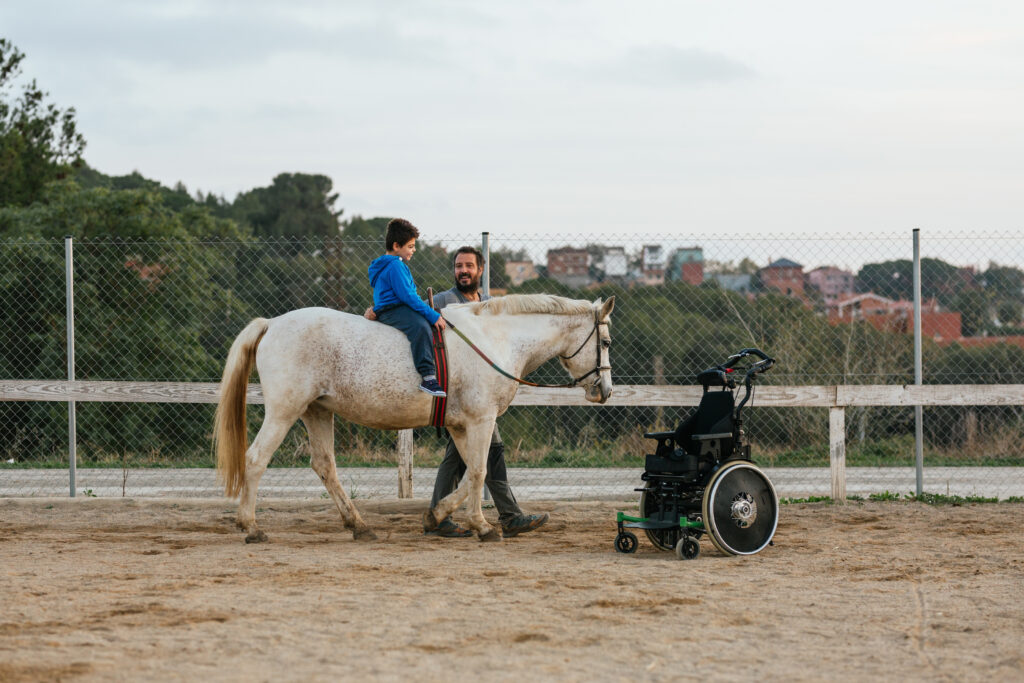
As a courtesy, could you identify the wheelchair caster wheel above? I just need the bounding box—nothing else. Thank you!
[675,536,700,560]
[614,531,638,554]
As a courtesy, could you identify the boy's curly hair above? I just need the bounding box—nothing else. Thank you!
[385,218,419,251]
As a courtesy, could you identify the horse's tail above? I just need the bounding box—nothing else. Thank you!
[214,317,270,498]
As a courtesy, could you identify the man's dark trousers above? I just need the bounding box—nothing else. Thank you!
[430,433,523,526]
[376,304,435,378]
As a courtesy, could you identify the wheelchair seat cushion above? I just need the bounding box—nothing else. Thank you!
[645,451,699,475]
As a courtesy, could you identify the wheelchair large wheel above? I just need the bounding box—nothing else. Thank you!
[639,485,681,551]
[702,461,778,556]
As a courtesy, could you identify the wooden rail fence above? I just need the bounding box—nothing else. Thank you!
[3,381,1022,500]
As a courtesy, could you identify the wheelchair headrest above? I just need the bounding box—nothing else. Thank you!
[696,367,735,389]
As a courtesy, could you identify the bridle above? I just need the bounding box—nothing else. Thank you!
[557,310,611,389]
[441,309,610,390]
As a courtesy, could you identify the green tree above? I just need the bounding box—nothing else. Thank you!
[0,180,249,459]
[857,258,972,305]
[997,299,1022,328]
[75,163,197,213]
[950,289,992,337]
[230,173,342,240]
[0,38,85,207]
[982,263,1024,298]
[341,215,390,242]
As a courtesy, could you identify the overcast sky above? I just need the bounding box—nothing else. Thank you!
[3,1,1023,241]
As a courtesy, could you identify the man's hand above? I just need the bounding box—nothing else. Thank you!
[364,307,377,321]
[434,317,447,331]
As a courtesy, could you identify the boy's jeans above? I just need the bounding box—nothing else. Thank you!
[376,304,436,378]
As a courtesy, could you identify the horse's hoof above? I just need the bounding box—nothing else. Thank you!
[244,530,268,544]
[478,528,502,543]
[422,509,439,532]
[352,527,378,542]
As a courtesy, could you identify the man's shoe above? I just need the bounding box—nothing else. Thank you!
[419,378,447,397]
[424,518,472,538]
[501,513,549,538]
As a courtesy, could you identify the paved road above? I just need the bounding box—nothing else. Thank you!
[2,467,1022,499]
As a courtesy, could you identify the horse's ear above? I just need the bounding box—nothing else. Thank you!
[599,296,615,319]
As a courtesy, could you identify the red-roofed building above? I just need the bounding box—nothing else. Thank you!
[828,293,962,341]
[759,258,804,297]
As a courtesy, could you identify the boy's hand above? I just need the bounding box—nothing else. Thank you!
[364,307,377,321]
[434,317,447,331]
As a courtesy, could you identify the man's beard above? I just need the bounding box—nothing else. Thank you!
[455,274,480,293]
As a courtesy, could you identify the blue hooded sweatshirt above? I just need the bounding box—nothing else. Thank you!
[368,254,440,324]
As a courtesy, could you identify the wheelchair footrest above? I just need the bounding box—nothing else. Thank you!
[622,520,679,531]
[617,511,704,531]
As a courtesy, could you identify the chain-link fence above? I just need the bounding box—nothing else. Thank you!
[2,232,1023,499]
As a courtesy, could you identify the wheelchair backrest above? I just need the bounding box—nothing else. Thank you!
[674,390,735,443]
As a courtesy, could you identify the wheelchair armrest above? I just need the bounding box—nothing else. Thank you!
[643,430,676,441]
[692,432,732,441]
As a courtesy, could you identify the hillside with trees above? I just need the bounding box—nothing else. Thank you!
[2,37,1022,468]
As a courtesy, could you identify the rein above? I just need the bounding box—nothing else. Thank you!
[440,312,609,389]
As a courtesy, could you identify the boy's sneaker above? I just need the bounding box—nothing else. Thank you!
[419,378,446,397]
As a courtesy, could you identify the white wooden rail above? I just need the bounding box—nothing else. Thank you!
[3,381,1022,501]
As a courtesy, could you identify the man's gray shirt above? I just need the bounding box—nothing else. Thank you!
[432,286,488,310]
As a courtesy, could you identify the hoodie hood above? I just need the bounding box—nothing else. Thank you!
[368,254,401,287]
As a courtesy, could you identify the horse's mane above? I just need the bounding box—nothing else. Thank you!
[451,293,596,317]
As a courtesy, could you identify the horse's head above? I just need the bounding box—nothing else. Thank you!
[558,296,615,404]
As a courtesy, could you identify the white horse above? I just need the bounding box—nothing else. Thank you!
[214,293,615,543]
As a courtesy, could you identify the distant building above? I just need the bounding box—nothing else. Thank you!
[759,258,804,297]
[124,257,170,291]
[829,293,962,341]
[830,293,894,319]
[641,245,665,286]
[667,247,704,286]
[546,247,590,288]
[805,266,855,306]
[596,246,628,282]
[504,260,539,287]
[708,273,754,294]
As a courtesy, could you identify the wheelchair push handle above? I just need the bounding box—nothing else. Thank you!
[724,349,774,379]
[698,349,775,389]
[726,347,772,364]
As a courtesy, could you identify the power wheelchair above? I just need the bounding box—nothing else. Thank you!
[614,348,779,560]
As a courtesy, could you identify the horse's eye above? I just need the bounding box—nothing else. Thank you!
[602,339,611,349]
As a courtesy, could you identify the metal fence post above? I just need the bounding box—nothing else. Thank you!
[481,231,490,298]
[481,231,491,502]
[913,229,923,495]
[65,236,77,497]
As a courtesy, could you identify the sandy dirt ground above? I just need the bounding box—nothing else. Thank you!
[1,497,1022,682]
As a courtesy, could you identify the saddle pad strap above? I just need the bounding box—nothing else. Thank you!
[429,328,448,432]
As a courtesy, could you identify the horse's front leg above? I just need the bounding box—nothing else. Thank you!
[426,421,500,542]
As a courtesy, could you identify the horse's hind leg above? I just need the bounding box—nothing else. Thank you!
[303,405,376,541]
[236,410,295,543]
